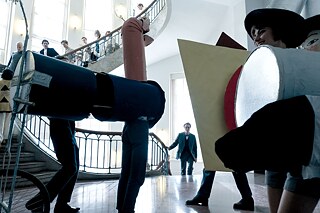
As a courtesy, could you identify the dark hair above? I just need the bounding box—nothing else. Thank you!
[42,39,49,44]
[81,36,87,40]
[184,122,191,128]
[61,40,68,45]
[94,30,101,38]
[138,3,144,7]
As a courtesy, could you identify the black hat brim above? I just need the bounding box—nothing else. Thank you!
[244,8,306,48]
[305,15,320,34]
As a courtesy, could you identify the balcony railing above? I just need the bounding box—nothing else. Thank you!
[60,0,166,69]
[17,114,169,175]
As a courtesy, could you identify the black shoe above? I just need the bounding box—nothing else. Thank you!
[26,194,44,211]
[185,196,208,206]
[54,204,80,213]
[233,197,254,211]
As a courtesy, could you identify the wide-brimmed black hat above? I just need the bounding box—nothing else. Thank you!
[305,14,320,34]
[244,8,306,48]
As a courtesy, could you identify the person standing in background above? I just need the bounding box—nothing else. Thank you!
[137,3,144,11]
[4,41,23,74]
[80,36,91,67]
[167,122,197,175]
[61,40,75,63]
[40,39,59,57]
[92,30,104,61]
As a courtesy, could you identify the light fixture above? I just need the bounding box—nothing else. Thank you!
[70,15,81,30]
[16,19,25,36]
[115,4,127,21]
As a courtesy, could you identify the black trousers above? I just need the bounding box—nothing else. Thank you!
[46,118,79,204]
[197,169,252,199]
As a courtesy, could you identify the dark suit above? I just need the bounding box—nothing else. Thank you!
[40,48,59,57]
[169,132,197,175]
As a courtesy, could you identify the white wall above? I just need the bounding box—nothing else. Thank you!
[147,54,183,143]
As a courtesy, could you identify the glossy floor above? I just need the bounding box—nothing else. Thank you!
[60,171,320,213]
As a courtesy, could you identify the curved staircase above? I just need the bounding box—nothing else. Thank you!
[4,0,170,187]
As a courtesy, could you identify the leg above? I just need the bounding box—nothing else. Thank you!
[186,169,215,206]
[117,123,132,211]
[232,172,254,211]
[233,172,252,198]
[187,156,194,175]
[26,119,79,212]
[2,112,11,142]
[180,156,187,175]
[0,113,6,142]
[117,120,149,213]
[278,190,319,213]
[266,171,287,213]
[278,175,320,213]
[47,119,80,212]
[268,187,284,213]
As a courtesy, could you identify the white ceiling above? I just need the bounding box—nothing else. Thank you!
[144,0,320,66]
[145,0,248,66]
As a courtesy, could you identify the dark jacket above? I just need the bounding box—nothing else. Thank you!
[169,132,197,161]
[6,51,22,72]
[40,48,59,57]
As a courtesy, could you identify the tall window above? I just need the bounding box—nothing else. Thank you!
[0,0,11,64]
[30,0,68,54]
[171,74,202,162]
[83,0,112,42]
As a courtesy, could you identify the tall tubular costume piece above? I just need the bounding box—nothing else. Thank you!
[235,46,320,127]
[10,51,97,121]
[122,17,147,81]
[92,73,165,128]
[10,51,165,125]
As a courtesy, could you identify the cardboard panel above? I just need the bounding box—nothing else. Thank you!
[178,39,249,171]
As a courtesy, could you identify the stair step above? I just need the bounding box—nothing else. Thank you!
[3,162,47,173]
[0,141,24,153]
[0,152,35,163]
[33,170,57,185]
[0,170,57,188]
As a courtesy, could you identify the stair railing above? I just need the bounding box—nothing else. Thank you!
[59,0,166,66]
[17,114,169,175]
